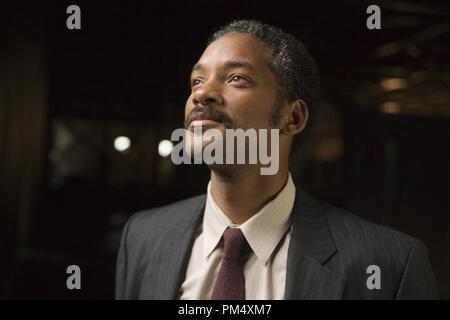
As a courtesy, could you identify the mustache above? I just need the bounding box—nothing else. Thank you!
[184,105,233,130]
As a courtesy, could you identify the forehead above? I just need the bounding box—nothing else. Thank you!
[195,33,273,72]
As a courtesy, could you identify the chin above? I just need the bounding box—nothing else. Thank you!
[207,163,235,177]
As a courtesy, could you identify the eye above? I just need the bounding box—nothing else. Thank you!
[191,79,202,87]
[229,75,249,83]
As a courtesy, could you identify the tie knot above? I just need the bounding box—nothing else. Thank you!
[222,228,249,261]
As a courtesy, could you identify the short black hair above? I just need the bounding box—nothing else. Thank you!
[208,20,320,111]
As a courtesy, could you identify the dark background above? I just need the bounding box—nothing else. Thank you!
[1,0,449,299]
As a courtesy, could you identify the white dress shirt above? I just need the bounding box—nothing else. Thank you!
[179,173,296,300]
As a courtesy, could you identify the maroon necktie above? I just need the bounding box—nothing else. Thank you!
[211,227,250,300]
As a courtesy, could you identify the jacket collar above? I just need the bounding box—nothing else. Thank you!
[284,186,345,299]
[144,183,344,299]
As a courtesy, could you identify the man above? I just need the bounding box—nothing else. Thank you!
[115,20,439,299]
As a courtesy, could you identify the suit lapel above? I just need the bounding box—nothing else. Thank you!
[285,187,345,299]
[141,195,206,299]
[142,186,345,299]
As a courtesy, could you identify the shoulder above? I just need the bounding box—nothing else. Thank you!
[321,202,439,298]
[118,194,206,266]
[322,201,418,270]
[124,194,206,239]
[320,202,431,297]
[115,194,206,299]
[322,202,416,260]
[128,194,206,226]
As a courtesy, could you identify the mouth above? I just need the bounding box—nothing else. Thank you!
[188,114,222,131]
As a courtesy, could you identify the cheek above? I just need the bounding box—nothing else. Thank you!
[228,91,276,128]
[184,96,194,118]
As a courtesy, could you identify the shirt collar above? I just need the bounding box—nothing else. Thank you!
[202,173,296,265]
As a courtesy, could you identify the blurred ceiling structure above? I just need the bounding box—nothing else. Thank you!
[319,0,450,118]
[44,0,449,125]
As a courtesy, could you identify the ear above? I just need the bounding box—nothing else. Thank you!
[281,99,309,135]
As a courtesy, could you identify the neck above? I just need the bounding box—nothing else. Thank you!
[209,165,289,224]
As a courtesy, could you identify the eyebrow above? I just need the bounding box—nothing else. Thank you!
[191,60,256,74]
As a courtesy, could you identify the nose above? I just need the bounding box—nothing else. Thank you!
[192,79,224,106]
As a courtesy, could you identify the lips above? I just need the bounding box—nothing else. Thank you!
[188,113,221,129]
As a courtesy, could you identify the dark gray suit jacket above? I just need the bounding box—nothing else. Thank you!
[115,187,439,299]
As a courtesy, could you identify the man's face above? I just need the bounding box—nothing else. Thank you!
[185,33,283,137]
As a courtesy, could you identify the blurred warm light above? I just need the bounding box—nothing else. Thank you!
[380,101,401,114]
[308,107,344,163]
[381,78,408,91]
[311,137,344,162]
[114,136,131,152]
[158,140,173,157]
